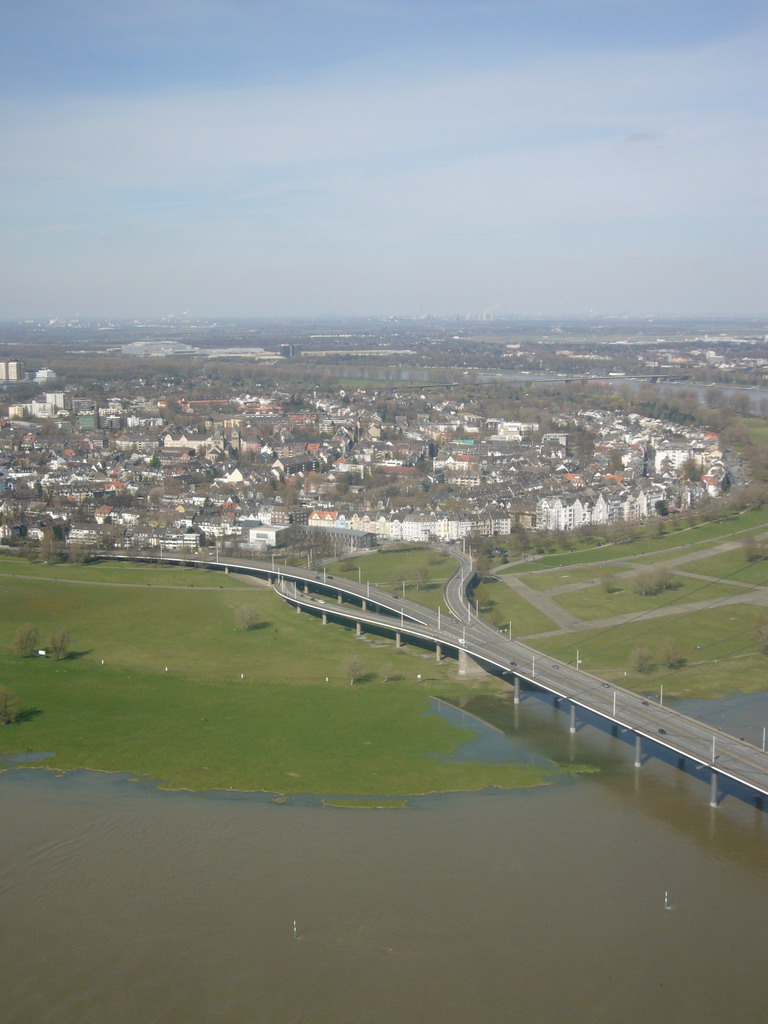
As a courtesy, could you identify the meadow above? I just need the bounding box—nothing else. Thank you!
[0,562,552,796]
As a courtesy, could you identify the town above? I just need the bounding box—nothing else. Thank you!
[0,316,765,561]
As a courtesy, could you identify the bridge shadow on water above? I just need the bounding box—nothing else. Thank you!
[463,682,768,820]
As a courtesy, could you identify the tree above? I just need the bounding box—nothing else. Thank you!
[600,574,616,594]
[679,457,701,482]
[743,538,766,563]
[48,630,70,661]
[13,624,39,658]
[472,582,491,612]
[390,569,406,593]
[0,686,19,725]
[660,638,685,669]
[237,607,261,631]
[630,645,654,674]
[344,655,365,684]
[631,568,673,596]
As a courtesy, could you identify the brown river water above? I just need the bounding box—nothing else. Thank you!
[3,693,768,1024]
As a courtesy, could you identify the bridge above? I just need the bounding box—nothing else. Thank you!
[112,550,768,809]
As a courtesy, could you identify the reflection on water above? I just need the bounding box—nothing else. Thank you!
[428,697,552,765]
[3,692,768,1024]
[1,750,55,765]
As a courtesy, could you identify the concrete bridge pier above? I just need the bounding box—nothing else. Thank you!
[395,632,402,648]
[296,604,301,614]
[513,676,520,705]
[634,734,642,768]
[569,703,577,734]
[435,644,442,663]
[337,593,343,604]
[362,599,367,610]
[322,612,327,625]
[356,622,362,637]
[710,770,719,808]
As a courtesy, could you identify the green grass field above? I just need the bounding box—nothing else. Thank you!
[553,574,743,621]
[530,604,766,698]
[739,417,768,447]
[515,565,625,592]
[325,548,456,611]
[678,549,768,587]
[477,581,560,636]
[0,567,554,795]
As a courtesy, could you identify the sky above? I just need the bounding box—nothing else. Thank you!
[1,0,765,319]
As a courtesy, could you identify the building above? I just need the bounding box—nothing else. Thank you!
[0,360,25,381]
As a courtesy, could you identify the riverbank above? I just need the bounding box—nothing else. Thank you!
[0,564,556,794]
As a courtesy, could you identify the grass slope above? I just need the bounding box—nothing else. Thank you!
[325,548,456,611]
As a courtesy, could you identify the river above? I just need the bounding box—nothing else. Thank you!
[343,363,768,408]
[3,691,768,1024]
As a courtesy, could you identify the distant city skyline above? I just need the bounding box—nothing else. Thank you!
[2,0,765,319]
